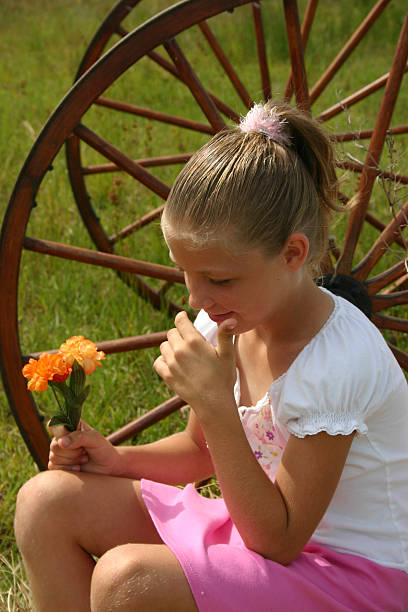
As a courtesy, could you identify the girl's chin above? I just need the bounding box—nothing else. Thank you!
[219,320,252,336]
[206,312,255,334]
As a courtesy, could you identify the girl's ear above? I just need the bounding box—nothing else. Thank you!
[282,233,309,270]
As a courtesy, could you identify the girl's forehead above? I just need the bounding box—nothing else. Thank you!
[167,235,267,273]
[168,240,238,266]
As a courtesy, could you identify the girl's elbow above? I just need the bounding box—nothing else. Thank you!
[244,537,302,566]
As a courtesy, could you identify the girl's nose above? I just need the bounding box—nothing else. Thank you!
[189,293,214,310]
[185,274,214,311]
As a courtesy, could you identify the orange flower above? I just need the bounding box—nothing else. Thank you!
[22,353,71,392]
[59,335,105,374]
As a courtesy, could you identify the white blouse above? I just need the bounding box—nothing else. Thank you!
[194,289,408,571]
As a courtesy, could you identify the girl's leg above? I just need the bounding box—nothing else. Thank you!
[91,543,197,611]
[14,469,185,611]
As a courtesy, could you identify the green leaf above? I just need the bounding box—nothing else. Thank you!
[66,401,83,431]
[49,380,70,403]
[69,360,86,397]
[48,415,76,432]
[77,385,90,405]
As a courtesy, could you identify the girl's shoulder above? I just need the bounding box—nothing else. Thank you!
[313,288,401,373]
[280,289,407,438]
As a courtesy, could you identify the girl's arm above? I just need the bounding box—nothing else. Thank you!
[201,411,354,564]
[114,408,214,484]
[48,409,214,486]
[154,311,355,564]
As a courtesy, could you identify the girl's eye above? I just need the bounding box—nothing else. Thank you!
[209,278,231,286]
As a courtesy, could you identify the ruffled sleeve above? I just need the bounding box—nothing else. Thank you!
[277,295,405,439]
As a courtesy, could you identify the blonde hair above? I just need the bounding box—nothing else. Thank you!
[162,101,339,270]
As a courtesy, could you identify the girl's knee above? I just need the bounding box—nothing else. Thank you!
[14,470,79,551]
[91,545,138,611]
[91,544,196,612]
[91,544,161,612]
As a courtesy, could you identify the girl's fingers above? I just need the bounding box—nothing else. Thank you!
[153,354,171,382]
[166,327,183,349]
[159,340,172,359]
[48,462,81,472]
[174,311,197,339]
[216,319,237,359]
[54,426,101,451]
[49,444,84,460]
[79,420,93,432]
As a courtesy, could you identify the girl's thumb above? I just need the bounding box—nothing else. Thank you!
[56,421,94,449]
[216,318,237,358]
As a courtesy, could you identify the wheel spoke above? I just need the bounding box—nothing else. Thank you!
[107,396,186,445]
[82,153,193,175]
[147,48,240,121]
[283,0,310,112]
[336,13,408,274]
[317,67,408,123]
[23,236,184,283]
[66,134,113,252]
[371,291,408,313]
[95,96,215,134]
[310,0,391,105]
[164,38,227,131]
[335,160,408,185]
[109,205,164,244]
[199,20,253,108]
[74,0,143,78]
[116,25,129,39]
[284,0,318,100]
[332,124,408,143]
[382,274,408,293]
[335,192,407,249]
[371,312,408,333]
[24,331,168,361]
[74,123,170,199]
[364,212,407,249]
[66,136,180,312]
[353,200,408,280]
[387,343,408,371]
[252,2,271,101]
[366,259,408,295]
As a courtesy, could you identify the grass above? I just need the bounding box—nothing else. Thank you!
[0,0,407,608]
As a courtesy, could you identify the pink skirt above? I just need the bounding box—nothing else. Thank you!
[141,479,408,612]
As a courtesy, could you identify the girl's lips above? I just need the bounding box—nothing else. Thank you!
[207,311,235,324]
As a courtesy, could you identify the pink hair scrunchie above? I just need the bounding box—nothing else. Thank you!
[239,103,291,147]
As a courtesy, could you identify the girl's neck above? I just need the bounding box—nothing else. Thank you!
[252,279,334,349]
[235,282,334,402]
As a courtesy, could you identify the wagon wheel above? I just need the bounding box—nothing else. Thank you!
[0,0,407,471]
[66,0,408,312]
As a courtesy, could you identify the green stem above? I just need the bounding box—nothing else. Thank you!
[50,383,63,410]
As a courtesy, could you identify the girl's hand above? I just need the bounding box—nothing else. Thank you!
[48,421,120,475]
[154,311,237,417]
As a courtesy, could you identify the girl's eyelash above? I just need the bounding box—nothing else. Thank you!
[173,264,230,285]
[209,278,231,286]
[173,261,231,285]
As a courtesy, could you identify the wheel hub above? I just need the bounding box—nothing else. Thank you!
[317,274,372,319]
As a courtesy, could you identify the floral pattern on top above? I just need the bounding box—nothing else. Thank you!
[238,393,286,481]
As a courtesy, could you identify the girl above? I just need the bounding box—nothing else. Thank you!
[15,101,408,611]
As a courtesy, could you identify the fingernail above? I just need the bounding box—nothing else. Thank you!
[60,437,72,448]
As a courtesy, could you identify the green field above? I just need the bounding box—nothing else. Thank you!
[0,1,407,607]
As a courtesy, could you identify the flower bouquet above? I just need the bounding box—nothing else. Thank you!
[22,336,105,435]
